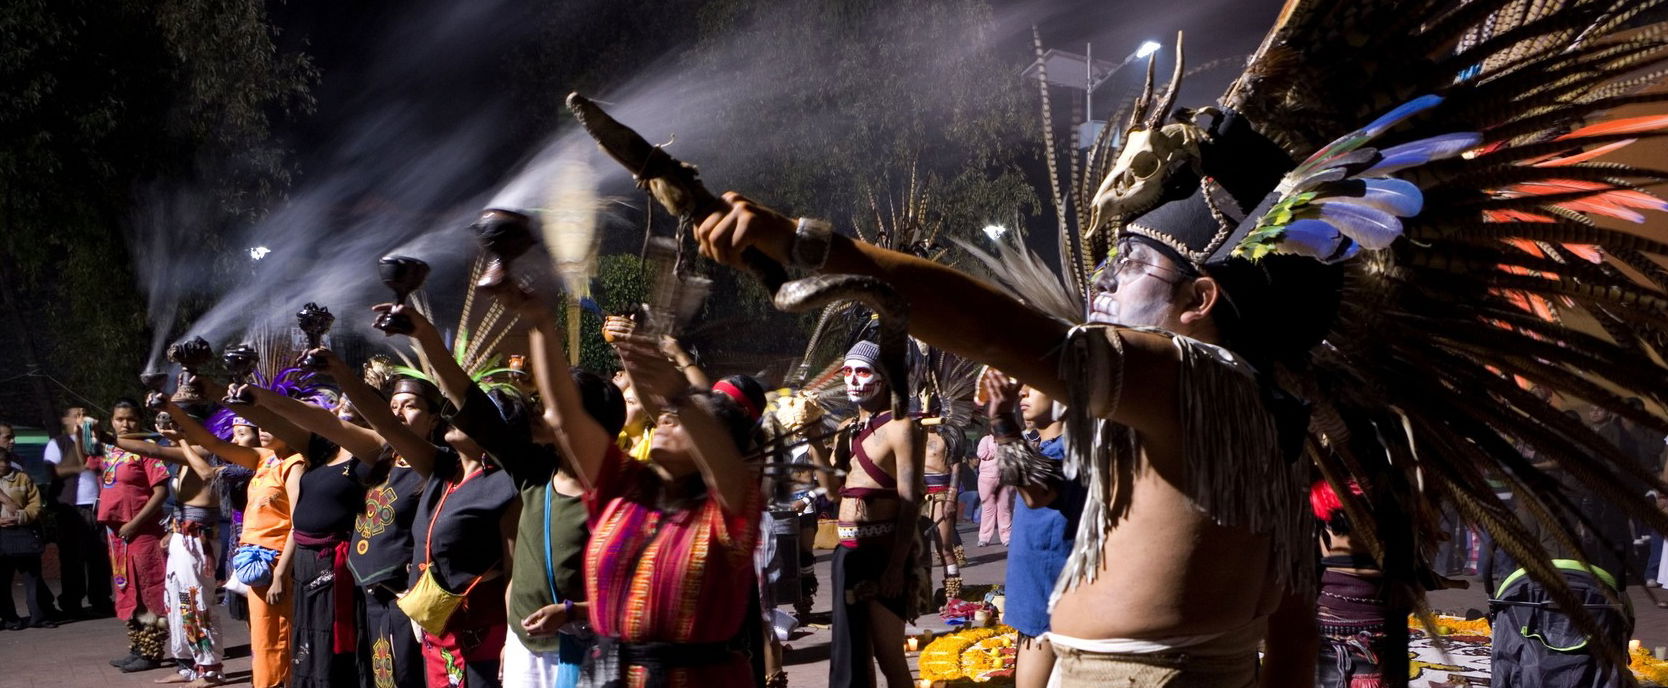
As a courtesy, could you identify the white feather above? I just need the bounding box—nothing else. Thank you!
[542,153,601,298]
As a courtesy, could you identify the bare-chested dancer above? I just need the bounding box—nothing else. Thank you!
[826,340,922,688]
[920,424,964,601]
[117,413,230,686]
[696,196,1316,687]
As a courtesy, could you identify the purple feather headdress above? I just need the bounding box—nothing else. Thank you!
[205,408,238,442]
[268,366,341,409]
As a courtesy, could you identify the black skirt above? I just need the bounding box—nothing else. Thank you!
[291,543,365,688]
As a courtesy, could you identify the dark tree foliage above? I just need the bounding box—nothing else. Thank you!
[0,0,1044,423]
[0,0,314,427]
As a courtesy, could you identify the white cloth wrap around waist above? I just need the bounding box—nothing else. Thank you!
[1045,615,1265,657]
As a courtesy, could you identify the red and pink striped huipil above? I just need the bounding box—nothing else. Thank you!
[584,447,763,688]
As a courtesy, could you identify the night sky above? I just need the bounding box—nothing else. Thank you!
[261,0,1285,216]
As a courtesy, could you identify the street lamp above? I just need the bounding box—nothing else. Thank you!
[1020,38,1163,148]
[982,224,1008,242]
[1085,39,1163,123]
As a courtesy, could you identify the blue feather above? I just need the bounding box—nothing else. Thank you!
[1361,133,1481,176]
[1279,220,1358,262]
[1328,178,1423,217]
[1306,202,1404,249]
[1362,94,1444,138]
[579,296,602,313]
[1292,96,1445,178]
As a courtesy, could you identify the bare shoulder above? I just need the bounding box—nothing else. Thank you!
[883,416,917,449]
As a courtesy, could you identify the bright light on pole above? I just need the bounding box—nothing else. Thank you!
[982,225,1008,242]
[1136,41,1162,59]
[249,246,271,261]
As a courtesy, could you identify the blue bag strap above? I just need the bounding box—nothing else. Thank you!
[543,481,562,605]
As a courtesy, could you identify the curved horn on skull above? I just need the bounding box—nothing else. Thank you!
[774,274,911,419]
[1129,54,1158,131]
[1148,32,1185,129]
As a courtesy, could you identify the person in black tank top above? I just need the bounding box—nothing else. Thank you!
[239,385,379,688]
[246,369,446,688]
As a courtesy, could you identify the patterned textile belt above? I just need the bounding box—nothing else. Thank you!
[925,472,952,495]
[838,521,895,547]
[173,505,218,537]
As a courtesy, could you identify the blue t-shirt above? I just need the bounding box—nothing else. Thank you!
[1002,435,1086,638]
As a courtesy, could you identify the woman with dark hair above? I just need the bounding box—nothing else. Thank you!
[236,386,372,688]
[329,303,519,688]
[1312,478,1408,688]
[115,408,232,685]
[243,369,448,688]
[94,400,174,672]
[522,292,766,688]
[495,363,625,688]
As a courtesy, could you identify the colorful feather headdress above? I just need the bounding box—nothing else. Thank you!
[389,255,523,399]
[979,0,1668,659]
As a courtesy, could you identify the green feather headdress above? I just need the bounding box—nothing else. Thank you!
[388,255,522,398]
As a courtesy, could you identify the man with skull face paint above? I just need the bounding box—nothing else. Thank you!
[825,340,924,688]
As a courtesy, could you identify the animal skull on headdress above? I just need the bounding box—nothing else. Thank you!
[1090,120,1205,221]
[1084,35,1199,244]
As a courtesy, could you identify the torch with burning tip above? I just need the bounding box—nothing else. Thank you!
[565,93,789,295]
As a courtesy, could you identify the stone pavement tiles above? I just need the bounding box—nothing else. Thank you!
[13,521,1668,688]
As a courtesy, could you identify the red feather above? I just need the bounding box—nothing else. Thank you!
[1555,114,1668,140]
[1533,139,1636,167]
[1562,244,1603,263]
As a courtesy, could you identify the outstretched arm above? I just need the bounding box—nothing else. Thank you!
[615,334,754,513]
[661,335,709,389]
[158,429,221,483]
[602,316,661,419]
[115,432,188,465]
[314,348,438,477]
[374,303,475,410]
[693,194,1184,436]
[160,399,262,470]
[694,196,1067,391]
[524,299,611,489]
[245,382,384,460]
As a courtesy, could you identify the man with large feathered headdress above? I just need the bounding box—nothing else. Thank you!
[690,1,1668,684]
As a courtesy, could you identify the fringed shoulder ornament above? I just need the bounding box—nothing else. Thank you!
[1051,325,1311,608]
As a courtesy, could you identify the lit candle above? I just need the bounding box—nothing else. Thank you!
[906,636,919,652]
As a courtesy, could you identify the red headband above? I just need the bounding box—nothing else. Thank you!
[712,380,760,421]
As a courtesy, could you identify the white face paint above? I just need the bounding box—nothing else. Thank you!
[842,359,882,404]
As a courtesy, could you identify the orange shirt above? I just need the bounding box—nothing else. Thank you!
[240,448,305,550]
